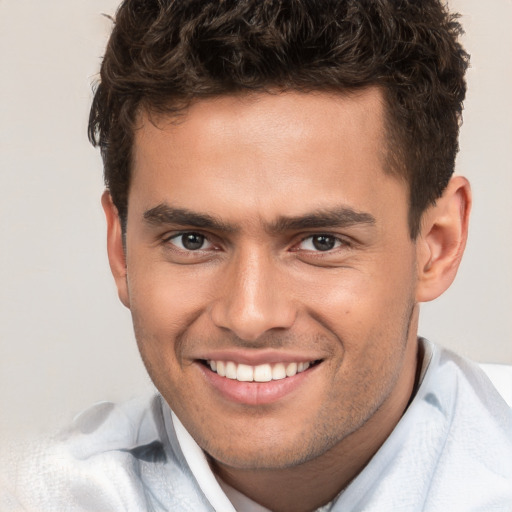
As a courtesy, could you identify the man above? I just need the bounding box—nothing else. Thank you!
[2,0,511,511]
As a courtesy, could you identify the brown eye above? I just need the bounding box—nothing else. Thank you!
[169,232,212,251]
[312,235,336,251]
[182,233,204,250]
[298,234,344,252]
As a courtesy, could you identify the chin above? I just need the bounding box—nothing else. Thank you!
[203,422,344,471]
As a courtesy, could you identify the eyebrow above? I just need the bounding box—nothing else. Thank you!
[268,208,376,233]
[143,203,376,233]
[143,204,237,232]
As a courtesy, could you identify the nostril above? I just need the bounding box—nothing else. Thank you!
[210,300,297,342]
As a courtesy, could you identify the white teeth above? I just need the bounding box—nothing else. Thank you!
[297,362,310,372]
[254,364,272,382]
[272,363,287,380]
[207,359,316,382]
[286,362,298,377]
[216,361,226,377]
[297,363,310,372]
[236,364,254,382]
[226,361,237,379]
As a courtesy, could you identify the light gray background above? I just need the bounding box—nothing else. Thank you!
[1,0,511,442]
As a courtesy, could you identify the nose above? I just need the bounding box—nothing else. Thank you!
[210,247,297,341]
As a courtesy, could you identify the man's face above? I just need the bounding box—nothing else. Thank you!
[120,89,421,470]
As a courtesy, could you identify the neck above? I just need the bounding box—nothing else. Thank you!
[211,334,421,512]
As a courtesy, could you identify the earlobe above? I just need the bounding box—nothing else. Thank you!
[101,190,130,308]
[415,176,472,303]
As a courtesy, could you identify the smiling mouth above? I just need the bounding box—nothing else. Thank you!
[201,359,322,383]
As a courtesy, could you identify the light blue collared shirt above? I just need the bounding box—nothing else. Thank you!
[2,340,511,511]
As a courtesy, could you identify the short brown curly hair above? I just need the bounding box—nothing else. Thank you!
[89,0,469,238]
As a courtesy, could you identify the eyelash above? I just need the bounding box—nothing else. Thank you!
[296,234,349,252]
[162,231,351,254]
[163,232,216,252]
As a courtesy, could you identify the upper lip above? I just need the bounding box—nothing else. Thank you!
[193,349,324,366]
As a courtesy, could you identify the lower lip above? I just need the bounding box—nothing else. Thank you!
[197,362,319,406]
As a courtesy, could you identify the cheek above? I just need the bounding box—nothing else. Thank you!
[304,254,417,374]
[127,262,210,328]
[299,268,410,333]
[313,291,416,442]
[125,266,207,380]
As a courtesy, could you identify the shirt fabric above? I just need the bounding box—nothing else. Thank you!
[1,339,511,511]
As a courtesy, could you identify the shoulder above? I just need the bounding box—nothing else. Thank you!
[336,342,512,511]
[419,343,512,509]
[429,344,512,436]
[0,393,209,512]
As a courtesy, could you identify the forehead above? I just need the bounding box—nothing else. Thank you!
[130,89,407,227]
[135,88,387,164]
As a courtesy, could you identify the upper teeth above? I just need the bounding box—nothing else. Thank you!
[207,360,311,382]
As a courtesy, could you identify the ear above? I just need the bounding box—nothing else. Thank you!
[415,175,472,303]
[101,190,130,308]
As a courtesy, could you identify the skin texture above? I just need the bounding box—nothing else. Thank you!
[103,89,471,512]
